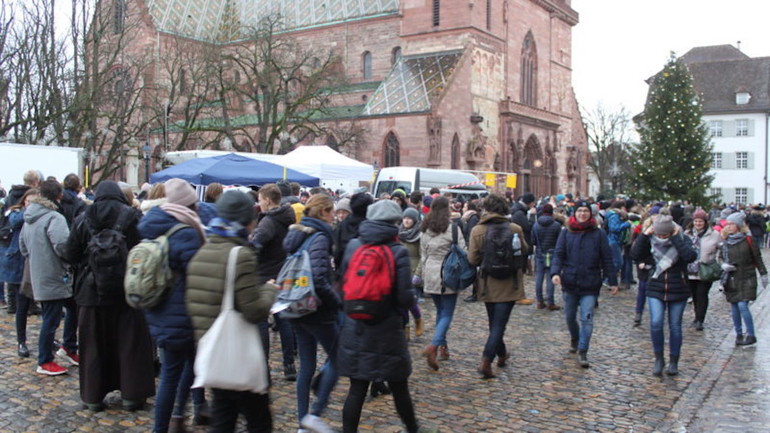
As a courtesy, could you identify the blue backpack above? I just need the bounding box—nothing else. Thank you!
[441,221,476,291]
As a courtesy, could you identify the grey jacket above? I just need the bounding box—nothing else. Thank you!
[19,197,71,301]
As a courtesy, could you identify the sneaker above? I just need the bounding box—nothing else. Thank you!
[300,414,334,433]
[284,363,297,382]
[36,362,68,376]
[18,343,29,358]
[56,347,80,366]
[739,335,757,346]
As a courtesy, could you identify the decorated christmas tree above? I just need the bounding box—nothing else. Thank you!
[631,53,714,205]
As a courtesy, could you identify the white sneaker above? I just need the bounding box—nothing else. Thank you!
[300,414,334,433]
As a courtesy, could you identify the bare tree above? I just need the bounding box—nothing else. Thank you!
[582,104,635,195]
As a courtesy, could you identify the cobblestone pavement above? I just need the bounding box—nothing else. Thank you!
[1,257,769,432]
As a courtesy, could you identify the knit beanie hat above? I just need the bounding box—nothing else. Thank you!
[521,193,535,205]
[726,212,746,228]
[165,178,197,207]
[336,198,352,214]
[366,199,402,223]
[541,204,554,216]
[692,208,708,222]
[403,207,420,223]
[653,215,676,235]
[649,205,662,216]
[216,190,255,225]
[350,192,373,217]
[276,181,292,198]
[574,200,591,213]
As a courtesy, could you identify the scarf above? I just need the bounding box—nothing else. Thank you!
[398,223,421,243]
[160,203,207,242]
[686,229,703,274]
[209,217,249,238]
[567,216,596,232]
[720,232,746,286]
[650,235,678,279]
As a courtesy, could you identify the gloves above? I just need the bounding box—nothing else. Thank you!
[412,275,423,287]
[721,263,736,273]
[761,275,768,289]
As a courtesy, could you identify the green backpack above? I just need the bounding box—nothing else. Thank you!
[124,224,189,309]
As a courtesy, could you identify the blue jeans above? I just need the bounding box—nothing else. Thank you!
[648,297,686,356]
[621,248,633,283]
[155,343,197,431]
[482,302,515,360]
[38,298,78,365]
[430,294,458,347]
[293,321,339,425]
[535,255,555,304]
[563,292,596,352]
[730,301,755,337]
[609,243,622,278]
[634,280,648,314]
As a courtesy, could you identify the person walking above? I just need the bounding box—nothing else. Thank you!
[551,200,618,368]
[719,212,768,346]
[398,207,424,338]
[467,194,529,378]
[65,180,156,411]
[684,208,722,330]
[186,190,277,432]
[631,215,697,376]
[338,200,422,433]
[283,194,341,433]
[531,203,562,310]
[418,196,466,371]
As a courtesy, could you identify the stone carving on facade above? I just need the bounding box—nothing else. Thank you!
[566,146,578,179]
[466,121,487,165]
[427,116,442,166]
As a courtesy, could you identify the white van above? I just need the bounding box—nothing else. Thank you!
[372,166,488,201]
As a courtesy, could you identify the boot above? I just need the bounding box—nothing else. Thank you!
[652,352,664,376]
[496,352,509,367]
[666,355,679,376]
[569,339,578,354]
[283,363,297,382]
[577,350,589,368]
[633,313,642,327]
[547,303,562,311]
[414,318,424,337]
[6,285,17,314]
[438,345,450,361]
[537,301,547,309]
[478,358,495,379]
[735,334,744,346]
[168,416,187,433]
[423,345,439,371]
[193,402,211,426]
[405,325,411,342]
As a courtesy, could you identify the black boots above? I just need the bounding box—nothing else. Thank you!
[6,284,17,314]
[738,335,757,346]
[193,402,211,426]
[652,353,664,376]
[633,313,642,327]
[577,350,589,368]
[569,339,578,354]
[283,363,297,381]
[667,355,679,376]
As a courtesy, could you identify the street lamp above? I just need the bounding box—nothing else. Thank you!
[143,142,151,183]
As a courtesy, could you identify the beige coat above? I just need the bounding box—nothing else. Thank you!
[467,213,529,303]
[419,221,466,295]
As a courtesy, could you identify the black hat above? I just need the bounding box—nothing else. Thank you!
[216,190,255,225]
[521,193,535,205]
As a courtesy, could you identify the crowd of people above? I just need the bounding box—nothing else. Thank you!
[0,170,768,432]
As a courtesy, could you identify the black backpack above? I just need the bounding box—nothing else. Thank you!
[480,222,523,279]
[86,211,132,298]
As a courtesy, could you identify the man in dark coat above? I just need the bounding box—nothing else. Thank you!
[60,173,87,227]
[65,180,155,410]
[532,204,563,310]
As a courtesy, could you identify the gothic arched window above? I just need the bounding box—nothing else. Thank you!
[384,132,400,167]
[520,31,537,106]
[362,51,372,80]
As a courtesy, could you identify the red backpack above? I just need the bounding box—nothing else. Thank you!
[342,244,396,322]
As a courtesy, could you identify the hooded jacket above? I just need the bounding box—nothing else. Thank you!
[60,188,87,227]
[550,219,617,296]
[252,204,296,282]
[0,208,26,283]
[509,201,532,245]
[4,184,31,209]
[19,196,71,301]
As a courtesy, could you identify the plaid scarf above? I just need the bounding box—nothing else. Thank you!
[650,235,679,279]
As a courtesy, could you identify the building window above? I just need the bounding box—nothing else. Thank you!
[736,151,748,169]
[433,0,440,26]
[711,152,722,169]
[451,133,460,169]
[486,0,492,30]
[709,120,722,137]
[362,51,372,80]
[736,92,751,105]
[736,119,749,136]
[114,0,126,34]
[520,31,537,107]
[735,187,747,204]
[710,187,722,200]
[392,47,402,66]
[384,132,400,167]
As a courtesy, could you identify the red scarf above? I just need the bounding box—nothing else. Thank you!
[567,216,596,232]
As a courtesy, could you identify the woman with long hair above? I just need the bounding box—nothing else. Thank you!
[684,208,721,330]
[418,196,466,371]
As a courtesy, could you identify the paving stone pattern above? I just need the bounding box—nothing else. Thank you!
[1,257,768,432]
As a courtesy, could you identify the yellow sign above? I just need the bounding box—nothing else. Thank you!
[484,173,496,187]
[506,174,517,189]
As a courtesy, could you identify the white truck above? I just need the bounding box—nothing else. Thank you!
[0,142,84,190]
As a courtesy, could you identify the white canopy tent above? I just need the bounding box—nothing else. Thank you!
[279,145,374,192]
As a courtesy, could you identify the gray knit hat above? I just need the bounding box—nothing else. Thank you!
[726,212,746,228]
[366,199,402,223]
[653,215,676,235]
[216,190,255,225]
[336,198,352,214]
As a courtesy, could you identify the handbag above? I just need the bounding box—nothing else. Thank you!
[193,247,269,394]
[274,233,322,319]
[698,260,723,282]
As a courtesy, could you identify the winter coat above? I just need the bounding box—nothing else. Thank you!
[467,213,528,303]
[532,215,562,259]
[19,197,71,301]
[0,209,26,283]
[186,235,276,342]
[551,220,616,296]
[419,220,467,295]
[140,197,166,214]
[65,182,142,306]
[605,210,630,245]
[462,210,480,243]
[4,185,30,209]
[252,205,295,282]
[631,232,697,303]
[333,213,365,275]
[746,212,767,238]
[337,220,414,381]
[197,201,218,226]
[60,189,87,227]
[509,201,533,245]
[283,217,341,324]
[137,206,203,348]
[684,226,721,281]
[721,236,767,303]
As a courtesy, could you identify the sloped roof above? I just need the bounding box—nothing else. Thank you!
[686,56,770,113]
[680,45,749,64]
[146,0,400,42]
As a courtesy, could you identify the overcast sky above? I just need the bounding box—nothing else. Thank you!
[572,0,770,116]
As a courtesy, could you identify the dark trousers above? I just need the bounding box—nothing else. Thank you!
[38,298,78,365]
[482,301,515,360]
[209,389,272,433]
[342,379,418,433]
[258,314,296,366]
[689,279,713,323]
[13,285,31,344]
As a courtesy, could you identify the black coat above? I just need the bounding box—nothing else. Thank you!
[252,204,295,282]
[746,212,767,238]
[60,189,87,227]
[510,201,533,245]
[337,220,414,381]
[631,233,697,302]
[333,213,365,275]
[532,215,562,258]
[551,222,616,296]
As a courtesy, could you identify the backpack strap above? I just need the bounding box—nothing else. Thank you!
[451,221,459,245]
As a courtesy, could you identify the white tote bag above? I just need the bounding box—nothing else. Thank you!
[193,247,269,394]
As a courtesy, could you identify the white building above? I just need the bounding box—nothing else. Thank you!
[681,45,770,205]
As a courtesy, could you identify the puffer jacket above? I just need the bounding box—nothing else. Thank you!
[337,220,414,381]
[532,214,562,259]
[721,235,767,303]
[467,213,528,303]
[252,204,295,282]
[283,217,340,324]
[186,235,276,341]
[138,206,203,348]
[19,197,70,301]
[0,209,26,283]
[550,219,616,296]
[684,226,721,281]
[197,201,218,226]
[419,220,466,295]
[631,232,697,303]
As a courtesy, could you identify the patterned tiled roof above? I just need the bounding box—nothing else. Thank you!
[146,0,400,42]
[363,50,463,116]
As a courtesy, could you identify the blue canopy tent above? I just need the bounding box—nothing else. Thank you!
[150,153,320,186]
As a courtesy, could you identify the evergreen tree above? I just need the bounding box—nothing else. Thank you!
[631,54,714,205]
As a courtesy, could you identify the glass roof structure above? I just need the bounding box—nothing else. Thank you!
[364,50,463,116]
